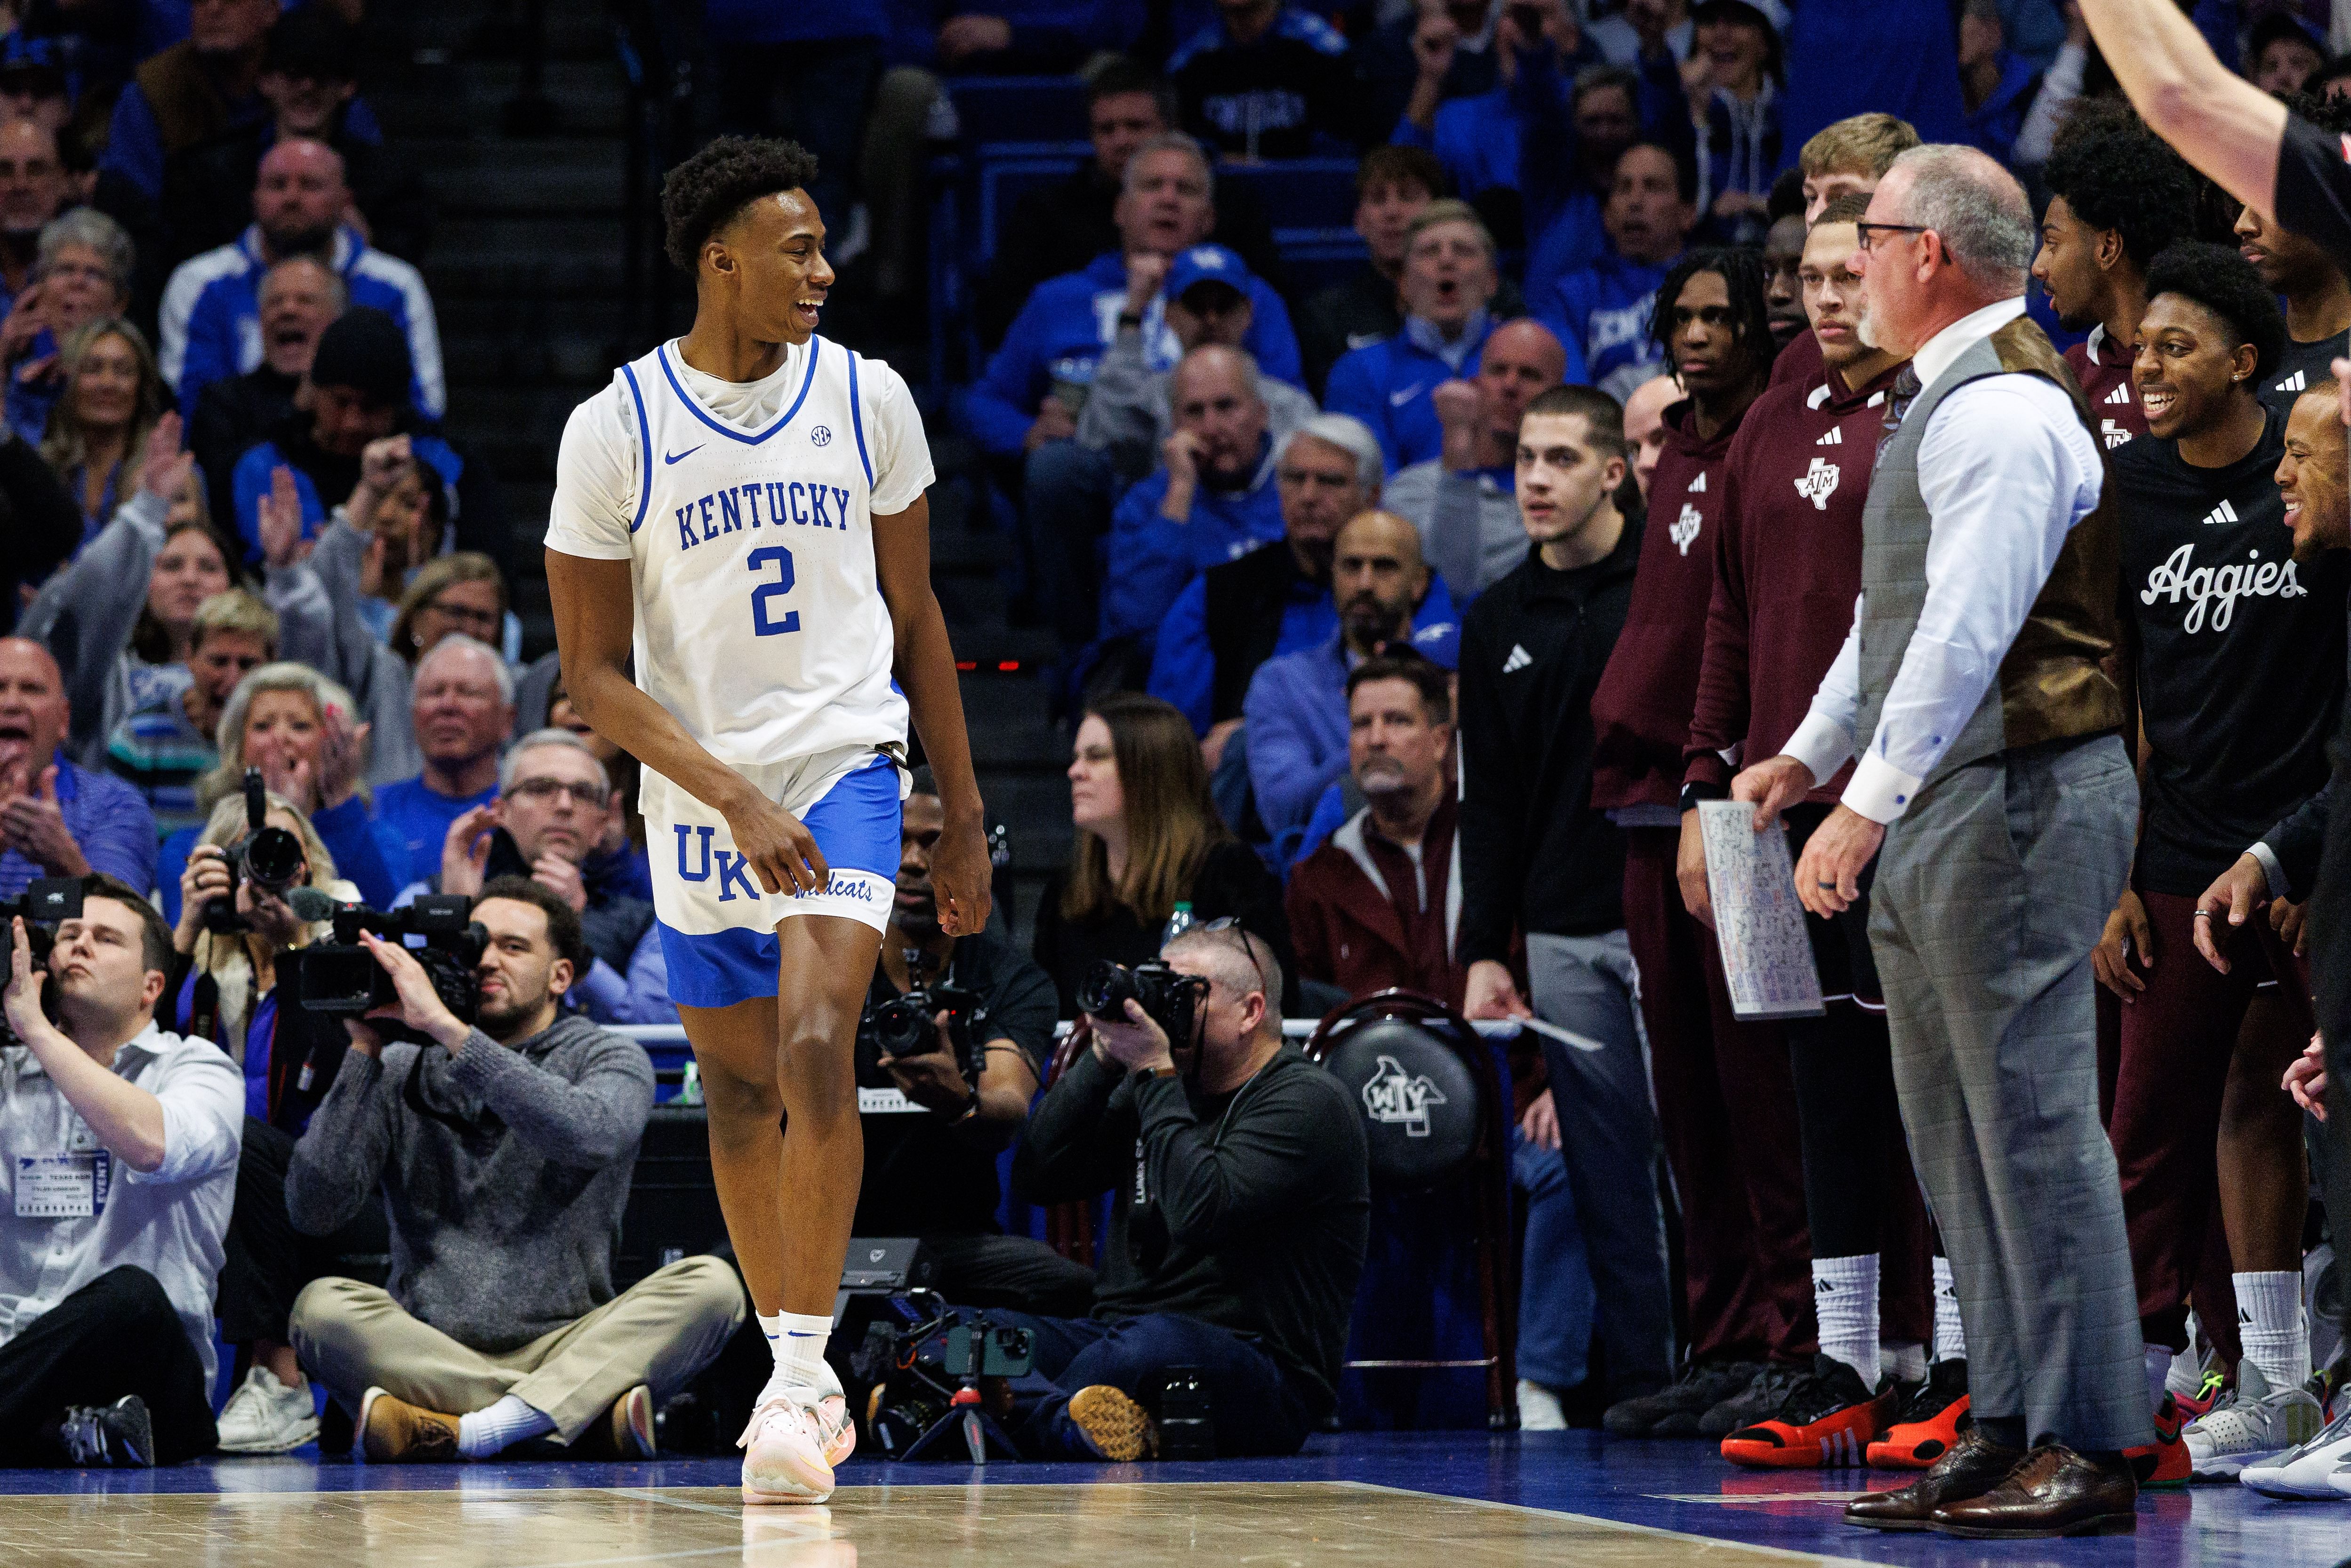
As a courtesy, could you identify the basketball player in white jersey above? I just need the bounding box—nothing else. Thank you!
[543,137,991,1504]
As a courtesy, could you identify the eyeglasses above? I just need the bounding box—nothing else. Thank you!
[1852,221,1930,254]
[1199,915,1272,1001]
[423,598,501,630]
[507,776,609,808]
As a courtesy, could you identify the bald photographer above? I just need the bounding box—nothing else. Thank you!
[855,768,1094,1315]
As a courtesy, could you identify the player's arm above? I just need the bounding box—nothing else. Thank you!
[2078,0,2286,217]
[872,493,992,937]
[545,546,829,895]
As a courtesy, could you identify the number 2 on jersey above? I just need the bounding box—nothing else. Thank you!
[748,546,799,635]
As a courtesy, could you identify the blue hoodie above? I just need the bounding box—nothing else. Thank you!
[1540,251,1675,400]
[1099,439,1288,643]
[963,252,1304,458]
[1323,312,1495,474]
[1961,50,2046,169]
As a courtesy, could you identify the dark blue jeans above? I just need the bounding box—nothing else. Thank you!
[948,1309,1314,1460]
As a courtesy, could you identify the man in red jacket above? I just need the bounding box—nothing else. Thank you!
[1585,248,1781,1438]
[1681,196,1941,1472]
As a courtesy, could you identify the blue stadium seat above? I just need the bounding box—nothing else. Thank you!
[974,142,1090,269]
[1214,158,1359,231]
[944,74,1091,146]
[1274,227,1370,300]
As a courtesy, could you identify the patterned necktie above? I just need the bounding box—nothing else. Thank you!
[1877,364,1923,462]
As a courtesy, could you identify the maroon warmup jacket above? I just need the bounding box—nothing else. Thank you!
[1286,793,1471,1010]
[1590,399,1751,811]
[1683,360,1910,804]
[2066,325,2149,452]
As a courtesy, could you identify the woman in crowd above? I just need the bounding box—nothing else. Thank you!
[156,662,396,925]
[1,208,137,450]
[1033,690,1295,1018]
[37,315,169,540]
[15,410,235,773]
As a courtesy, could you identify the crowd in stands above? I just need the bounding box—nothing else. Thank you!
[2,0,2349,1518]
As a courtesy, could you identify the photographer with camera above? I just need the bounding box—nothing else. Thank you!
[284,877,743,1462]
[1000,923,1369,1461]
[402,729,669,1027]
[857,768,1093,1315]
[0,874,243,1467]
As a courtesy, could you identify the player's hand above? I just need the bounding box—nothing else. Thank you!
[1676,807,1714,930]
[2285,1032,2328,1120]
[721,786,828,897]
[929,815,993,937]
[2192,853,2267,972]
[1731,753,1813,832]
[2273,896,2308,958]
[2093,889,2153,1000]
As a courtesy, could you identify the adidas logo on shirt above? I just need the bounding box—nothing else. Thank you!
[1502,643,1533,674]
[1815,426,1843,446]
[1686,472,1707,492]
[2278,369,2308,394]
[2103,384,2133,405]
[2202,499,2239,527]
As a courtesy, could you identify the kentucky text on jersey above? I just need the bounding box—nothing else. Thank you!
[674,480,855,552]
[672,825,880,906]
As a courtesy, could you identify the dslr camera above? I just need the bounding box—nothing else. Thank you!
[0,877,80,1045]
[1078,959,1209,1047]
[865,949,988,1084]
[200,768,308,933]
[296,894,486,1033]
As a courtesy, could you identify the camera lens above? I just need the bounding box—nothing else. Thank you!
[872,996,932,1056]
[243,824,306,895]
[1077,960,1134,1018]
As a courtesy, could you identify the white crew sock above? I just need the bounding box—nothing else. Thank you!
[2235,1270,2311,1393]
[2166,1312,2206,1398]
[456,1394,554,1458]
[1814,1254,1880,1386]
[2144,1343,2174,1413]
[1882,1341,1927,1385]
[1931,1256,1966,1364]
[757,1310,837,1405]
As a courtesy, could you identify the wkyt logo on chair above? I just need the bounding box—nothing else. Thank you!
[1360,1054,1450,1137]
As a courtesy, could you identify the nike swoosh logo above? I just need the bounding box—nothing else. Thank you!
[663,445,704,465]
[1389,384,1426,408]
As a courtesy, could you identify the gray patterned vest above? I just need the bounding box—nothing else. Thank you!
[1854,316,2124,793]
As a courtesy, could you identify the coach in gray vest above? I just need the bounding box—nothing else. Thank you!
[1735,145,2150,1539]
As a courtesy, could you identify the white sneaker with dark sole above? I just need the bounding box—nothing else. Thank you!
[214,1366,320,1455]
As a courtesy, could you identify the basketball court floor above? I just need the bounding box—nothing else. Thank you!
[3,1432,2343,1568]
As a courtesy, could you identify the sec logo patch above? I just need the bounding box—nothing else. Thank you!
[811,425,832,447]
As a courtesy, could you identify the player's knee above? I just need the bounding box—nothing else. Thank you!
[699,1059,785,1136]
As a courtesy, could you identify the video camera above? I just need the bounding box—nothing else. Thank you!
[0,877,80,1046]
[864,948,989,1084]
[1078,958,1208,1047]
[200,768,308,934]
[296,894,486,1032]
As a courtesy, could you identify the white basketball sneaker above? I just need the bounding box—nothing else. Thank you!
[741,1392,856,1504]
[2239,1396,2351,1500]
[2184,1361,2323,1480]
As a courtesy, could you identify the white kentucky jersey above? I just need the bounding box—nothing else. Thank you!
[545,334,934,822]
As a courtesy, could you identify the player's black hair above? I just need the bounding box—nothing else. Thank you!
[2144,239,2287,386]
[1766,165,1805,224]
[2041,118,2198,271]
[1647,246,1779,383]
[2286,88,2351,140]
[661,136,821,274]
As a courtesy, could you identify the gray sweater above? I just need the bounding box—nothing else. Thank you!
[285,1011,655,1352]
[16,488,170,769]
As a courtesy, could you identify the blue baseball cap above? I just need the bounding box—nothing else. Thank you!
[1165,244,1252,305]
[1406,619,1460,672]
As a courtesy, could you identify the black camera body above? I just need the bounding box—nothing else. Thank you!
[201,768,308,934]
[0,877,81,1046]
[1078,958,1209,1047]
[296,894,486,1032]
[868,961,987,1084]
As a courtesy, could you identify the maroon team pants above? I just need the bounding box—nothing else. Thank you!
[1621,828,1814,1362]
[2109,888,2312,1352]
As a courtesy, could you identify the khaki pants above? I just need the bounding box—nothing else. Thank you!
[290,1256,746,1444]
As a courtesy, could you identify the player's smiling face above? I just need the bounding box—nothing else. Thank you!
[714,187,834,346]
[2132,292,2253,441]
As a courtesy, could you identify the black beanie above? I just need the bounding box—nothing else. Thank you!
[309,306,410,407]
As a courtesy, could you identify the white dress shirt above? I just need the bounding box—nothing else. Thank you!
[1784,296,2107,822]
[0,1025,244,1384]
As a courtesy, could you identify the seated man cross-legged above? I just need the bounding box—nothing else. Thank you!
[286,878,744,1461]
[1003,923,1368,1460]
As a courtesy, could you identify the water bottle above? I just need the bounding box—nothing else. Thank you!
[1161,901,1197,946]
[676,1059,704,1106]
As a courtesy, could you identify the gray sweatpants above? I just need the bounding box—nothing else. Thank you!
[1525,929,1676,1396]
[1868,736,2152,1452]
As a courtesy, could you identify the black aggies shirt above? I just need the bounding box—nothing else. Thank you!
[2114,403,2350,895]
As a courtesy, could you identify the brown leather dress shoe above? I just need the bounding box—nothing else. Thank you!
[1931,1443,2138,1538]
[359,1386,460,1463]
[1844,1426,2024,1531]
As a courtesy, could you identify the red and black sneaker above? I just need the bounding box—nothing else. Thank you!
[2124,1392,2191,1488]
[1866,1358,1969,1469]
[1721,1353,1898,1469]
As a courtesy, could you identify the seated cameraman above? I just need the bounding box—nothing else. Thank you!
[1002,924,1368,1460]
[0,875,243,1467]
[858,768,1093,1316]
[401,728,669,1026]
[286,878,742,1462]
